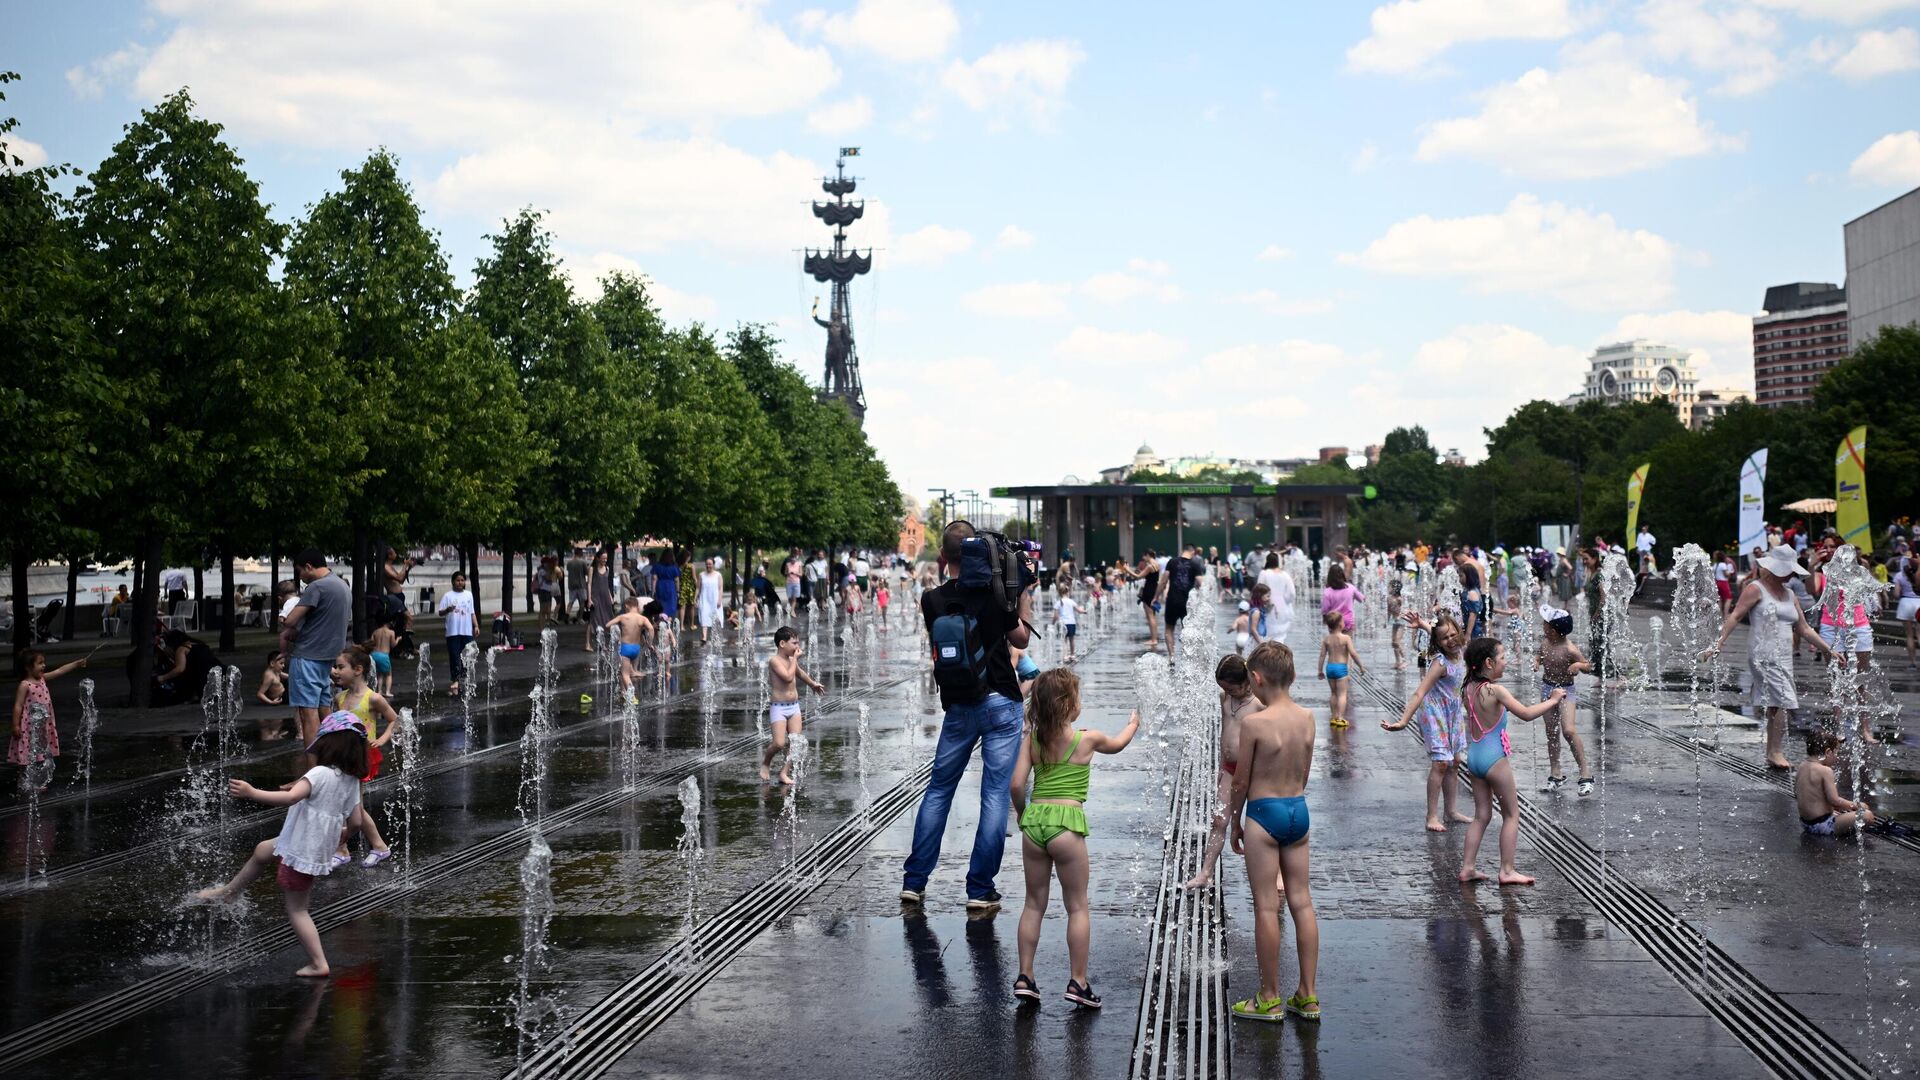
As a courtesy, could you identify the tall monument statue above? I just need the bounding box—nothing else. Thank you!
[803,148,872,423]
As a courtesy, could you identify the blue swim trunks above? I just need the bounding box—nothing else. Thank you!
[619,643,642,660]
[1324,662,1348,680]
[371,651,391,676]
[1245,796,1309,847]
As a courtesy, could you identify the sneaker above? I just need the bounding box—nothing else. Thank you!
[965,891,1002,912]
[898,887,924,905]
[1064,979,1102,1009]
[362,849,393,868]
[1542,775,1566,793]
[1578,777,1595,797]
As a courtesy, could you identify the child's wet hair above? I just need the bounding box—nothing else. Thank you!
[1028,668,1081,743]
[1806,730,1840,756]
[1464,637,1502,683]
[773,626,797,645]
[311,729,371,779]
[1425,613,1464,658]
[1323,609,1343,631]
[338,645,372,676]
[267,650,281,665]
[1215,653,1249,686]
[1247,641,1295,689]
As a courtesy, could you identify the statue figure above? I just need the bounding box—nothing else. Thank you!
[813,297,851,395]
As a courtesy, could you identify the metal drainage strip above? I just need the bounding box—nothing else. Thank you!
[0,668,829,897]
[1352,673,1874,1080]
[508,758,936,1080]
[0,677,906,1074]
[1131,719,1231,1079]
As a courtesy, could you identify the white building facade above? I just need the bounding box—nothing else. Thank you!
[1573,340,1701,423]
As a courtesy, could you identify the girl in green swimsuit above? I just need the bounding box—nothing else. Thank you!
[1011,668,1140,1010]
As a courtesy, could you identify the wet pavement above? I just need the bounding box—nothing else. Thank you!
[1,594,1915,1078]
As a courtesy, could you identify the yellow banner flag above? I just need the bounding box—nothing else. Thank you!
[1836,425,1869,545]
[1625,462,1651,543]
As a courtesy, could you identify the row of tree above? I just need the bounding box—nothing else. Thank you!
[1345,324,1920,553]
[1,80,903,694]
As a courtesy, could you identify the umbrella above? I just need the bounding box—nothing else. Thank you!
[1782,498,1836,513]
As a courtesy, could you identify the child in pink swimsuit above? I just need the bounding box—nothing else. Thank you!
[11,650,89,790]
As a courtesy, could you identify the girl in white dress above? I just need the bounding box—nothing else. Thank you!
[1706,546,1833,770]
[696,558,724,643]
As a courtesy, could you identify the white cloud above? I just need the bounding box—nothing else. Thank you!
[1081,272,1181,304]
[1831,28,1920,80]
[1352,142,1380,172]
[427,132,821,259]
[1345,194,1683,311]
[1752,0,1918,23]
[1411,324,1586,400]
[1849,131,1920,186]
[995,224,1034,249]
[1609,309,1756,391]
[942,40,1086,127]
[1347,0,1578,74]
[807,96,874,134]
[1053,327,1187,363]
[1202,341,1361,384]
[1226,291,1336,317]
[1256,244,1293,261]
[1,134,47,171]
[97,1,838,148]
[1636,0,1783,95]
[815,0,959,61]
[1418,62,1741,178]
[65,45,146,100]
[892,223,974,265]
[1126,257,1172,276]
[960,281,1073,317]
[561,251,720,325]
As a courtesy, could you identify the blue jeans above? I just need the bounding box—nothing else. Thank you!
[902,692,1025,898]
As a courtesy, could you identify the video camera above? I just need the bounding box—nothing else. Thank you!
[955,527,1040,616]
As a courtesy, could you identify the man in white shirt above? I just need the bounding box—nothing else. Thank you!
[1635,525,1657,577]
[437,572,479,695]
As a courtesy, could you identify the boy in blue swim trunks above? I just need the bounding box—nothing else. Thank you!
[761,626,824,784]
[1315,610,1363,730]
[1228,641,1321,1023]
[606,598,657,701]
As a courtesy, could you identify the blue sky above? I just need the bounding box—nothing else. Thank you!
[12,0,1920,505]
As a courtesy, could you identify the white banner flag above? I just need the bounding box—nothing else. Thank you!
[1738,449,1768,558]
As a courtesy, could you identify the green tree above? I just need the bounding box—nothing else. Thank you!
[0,73,119,662]
[1813,324,1920,529]
[76,90,357,700]
[1358,426,1455,543]
[471,211,646,602]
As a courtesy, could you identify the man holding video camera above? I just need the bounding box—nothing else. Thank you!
[900,520,1035,912]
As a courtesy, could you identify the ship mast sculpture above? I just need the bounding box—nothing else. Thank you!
[804,147,872,424]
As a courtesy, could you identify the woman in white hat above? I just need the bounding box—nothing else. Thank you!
[1705,545,1833,769]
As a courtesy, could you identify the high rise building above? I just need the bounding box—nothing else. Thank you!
[1752,282,1848,407]
[1844,185,1920,350]
[1573,340,1701,421]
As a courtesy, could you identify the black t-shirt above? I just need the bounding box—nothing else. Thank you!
[1167,555,1203,601]
[921,579,1020,707]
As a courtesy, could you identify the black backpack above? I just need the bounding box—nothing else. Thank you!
[929,596,990,702]
[1170,555,1195,591]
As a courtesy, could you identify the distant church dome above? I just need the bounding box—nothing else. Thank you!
[1136,443,1154,456]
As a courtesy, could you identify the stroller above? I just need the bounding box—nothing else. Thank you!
[492,611,523,650]
[34,599,64,644]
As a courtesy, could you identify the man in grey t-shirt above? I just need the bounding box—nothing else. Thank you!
[566,549,589,623]
[281,548,350,747]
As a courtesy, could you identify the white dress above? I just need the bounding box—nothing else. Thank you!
[1747,586,1800,710]
[1256,568,1295,643]
[275,766,362,875]
[697,570,723,629]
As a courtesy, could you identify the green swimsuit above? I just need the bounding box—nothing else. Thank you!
[1020,729,1091,849]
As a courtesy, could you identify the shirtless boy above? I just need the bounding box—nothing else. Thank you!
[607,598,656,698]
[1228,641,1321,1023]
[1796,731,1875,837]
[762,626,825,784]
[1316,610,1364,729]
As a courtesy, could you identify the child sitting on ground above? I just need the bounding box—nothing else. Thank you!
[1011,668,1138,1010]
[1795,731,1876,837]
[1316,610,1364,729]
[1228,641,1320,1023]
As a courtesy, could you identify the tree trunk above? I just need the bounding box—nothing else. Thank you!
[128,531,163,707]
[63,558,79,640]
[501,545,515,617]
[524,551,534,615]
[1572,469,1585,554]
[467,540,483,612]
[351,523,371,643]
[219,544,236,652]
[269,540,281,633]
[192,560,204,630]
[10,539,30,673]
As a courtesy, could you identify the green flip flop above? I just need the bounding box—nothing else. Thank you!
[1231,996,1287,1022]
[1285,993,1321,1021]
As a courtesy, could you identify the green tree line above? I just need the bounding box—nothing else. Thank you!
[1,82,902,694]
[1346,325,1920,553]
